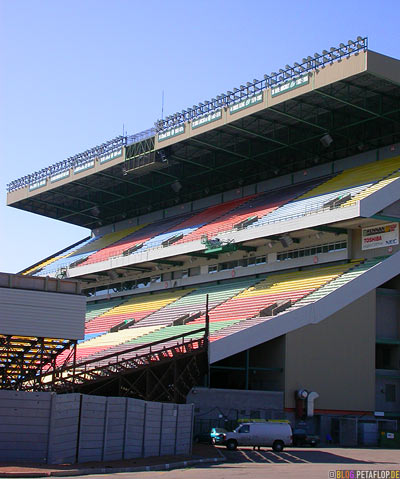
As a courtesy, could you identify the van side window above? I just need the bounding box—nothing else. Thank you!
[239,425,250,433]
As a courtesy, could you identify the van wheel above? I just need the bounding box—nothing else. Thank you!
[272,440,284,452]
[226,439,238,451]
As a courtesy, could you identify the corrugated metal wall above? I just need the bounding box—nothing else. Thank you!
[0,390,194,464]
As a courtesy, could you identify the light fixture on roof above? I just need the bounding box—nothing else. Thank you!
[91,206,100,216]
[280,235,293,248]
[171,180,182,193]
[320,133,333,148]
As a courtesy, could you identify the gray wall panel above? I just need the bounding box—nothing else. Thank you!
[0,288,85,339]
[0,391,193,464]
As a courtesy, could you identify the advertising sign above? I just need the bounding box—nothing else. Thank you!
[192,109,222,129]
[29,179,47,191]
[99,148,123,164]
[361,223,399,250]
[229,92,263,114]
[158,125,185,142]
[271,73,309,97]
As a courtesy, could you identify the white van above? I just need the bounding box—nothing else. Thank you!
[224,422,292,452]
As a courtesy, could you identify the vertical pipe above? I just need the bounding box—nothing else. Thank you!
[245,349,249,390]
[205,294,210,388]
[73,341,77,386]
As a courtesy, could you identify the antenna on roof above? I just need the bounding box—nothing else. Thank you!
[161,90,165,121]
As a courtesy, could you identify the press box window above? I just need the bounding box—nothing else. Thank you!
[256,256,266,265]
[208,265,218,274]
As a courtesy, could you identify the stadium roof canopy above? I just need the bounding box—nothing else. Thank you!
[6,37,400,229]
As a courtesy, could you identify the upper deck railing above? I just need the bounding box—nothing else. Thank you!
[6,37,367,193]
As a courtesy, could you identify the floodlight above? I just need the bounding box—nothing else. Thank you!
[307,56,313,61]
[271,71,277,76]
[211,98,216,103]
[227,91,233,95]
[253,79,258,83]
[320,133,333,148]
[233,88,239,92]
[279,69,285,73]
[263,74,268,80]
[285,64,291,70]
[357,36,363,41]
[240,85,245,89]
[322,50,329,55]
[339,43,345,48]
[246,82,252,87]
[171,180,182,193]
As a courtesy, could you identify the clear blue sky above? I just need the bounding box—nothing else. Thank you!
[1,0,399,273]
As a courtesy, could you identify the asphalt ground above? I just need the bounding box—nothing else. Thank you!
[1,446,399,479]
[101,447,400,479]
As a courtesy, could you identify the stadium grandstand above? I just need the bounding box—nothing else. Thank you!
[4,36,400,442]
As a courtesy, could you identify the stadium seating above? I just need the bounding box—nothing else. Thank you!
[77,197,261,267]
[84,320,242,367]
[30,224,144,276]
[70,325,164,362]
[77,213,195,266]
[85,297,126,323]
[340,169,400,208]
[134,197,255,252]
[284,257,386,310]
[22,236,95,276]
[136,277,259,328]
[208,257,386,342]
[191,263,358,324]
[84,288,192,334]
[69,277,258,365]
[172,179,322,243]
[251,156,400,227]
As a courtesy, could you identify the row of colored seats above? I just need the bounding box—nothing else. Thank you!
[248,156,400,229]
[209,257,388,342]
[86,320,241,368]
[78,214,193,266]
[84,288,192,334]
[85,297,126,322]
[285,257,386,310]
[172,180,322,244]
[136,277,259,328]
[70,277,259,365]
[191,263,357,324]
[29,156,400,276]
[340,170,400,208]
[23,236,95,276]
[30,224,143,276]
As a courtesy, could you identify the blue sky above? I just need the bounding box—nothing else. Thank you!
[1,0,399,273]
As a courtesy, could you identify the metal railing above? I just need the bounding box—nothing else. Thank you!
[34,327,207,390]
[155,37,367,131]
[7,37,367,193]
[36,198,356,278]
